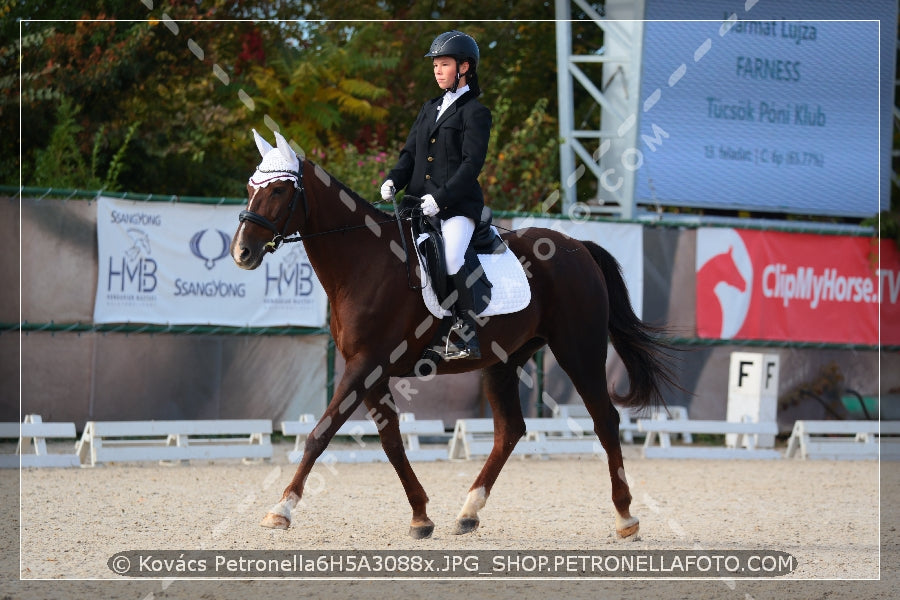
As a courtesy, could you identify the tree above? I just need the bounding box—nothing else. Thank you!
[6,1,259,195]
[247,22,396,160]
[32,95,137,191]
[6,2,566,211]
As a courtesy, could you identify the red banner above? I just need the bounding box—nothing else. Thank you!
[696,228,900,345]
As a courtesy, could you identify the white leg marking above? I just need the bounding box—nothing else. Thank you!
[267,501,292,520]
[457,486,487,520]
[269,493,299,519]
[615,512,639,533]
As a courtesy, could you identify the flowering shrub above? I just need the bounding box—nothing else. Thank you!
[481,96,560,213]
[317,140,390,204]
[316,97,562,213]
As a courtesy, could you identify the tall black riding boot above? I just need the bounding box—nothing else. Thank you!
[450,269,481,360]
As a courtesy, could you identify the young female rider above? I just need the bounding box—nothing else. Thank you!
[380,30,492,359]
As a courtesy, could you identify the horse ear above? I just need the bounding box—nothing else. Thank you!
[273,130,296,165]
[253,129,273,157]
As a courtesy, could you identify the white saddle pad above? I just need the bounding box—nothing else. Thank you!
[414,230,531,318]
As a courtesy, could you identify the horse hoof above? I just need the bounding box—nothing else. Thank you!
[616,517,640,539]
[409,522,435,539]
[260,512,291,529]
[452,517,479,535]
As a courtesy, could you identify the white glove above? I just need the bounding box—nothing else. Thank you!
[421,194,439,217]
[380,179,395,201]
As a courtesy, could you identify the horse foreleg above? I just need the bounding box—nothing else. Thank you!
[454,362,526,535]
[364,385,434,539]
[260,368,367,530]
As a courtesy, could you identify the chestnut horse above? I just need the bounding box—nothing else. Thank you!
[231,131,677,539]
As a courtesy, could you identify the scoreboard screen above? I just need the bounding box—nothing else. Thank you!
[635,0,895,217]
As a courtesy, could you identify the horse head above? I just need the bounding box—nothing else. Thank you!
[230,129,306,270]
[716,246,747,293]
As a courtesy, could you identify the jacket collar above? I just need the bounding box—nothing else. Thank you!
[430,89,475,131]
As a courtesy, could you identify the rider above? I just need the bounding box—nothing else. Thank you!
[381,30,491,360]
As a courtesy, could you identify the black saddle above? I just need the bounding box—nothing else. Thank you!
[401,196,506,315]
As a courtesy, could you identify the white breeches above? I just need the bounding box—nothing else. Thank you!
[441,215,476,275]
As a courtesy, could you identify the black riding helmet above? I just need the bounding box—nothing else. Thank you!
[424,31,481,95]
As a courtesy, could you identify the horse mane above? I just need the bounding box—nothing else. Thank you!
[307,160,393,221]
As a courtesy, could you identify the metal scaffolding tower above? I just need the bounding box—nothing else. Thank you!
[555,0,644,219]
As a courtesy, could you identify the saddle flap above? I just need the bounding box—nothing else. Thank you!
[416,231,450,305]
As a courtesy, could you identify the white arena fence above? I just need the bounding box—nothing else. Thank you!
[3,413,899,467]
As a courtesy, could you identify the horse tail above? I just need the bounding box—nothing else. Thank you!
[582,240,679,413]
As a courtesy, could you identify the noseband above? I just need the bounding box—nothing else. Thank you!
[239,166,308,253]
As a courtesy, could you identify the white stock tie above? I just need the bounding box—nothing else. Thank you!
[436,94,452,121]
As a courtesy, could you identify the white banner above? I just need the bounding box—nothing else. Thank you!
[509,217,643,318]
[93,196,327,327]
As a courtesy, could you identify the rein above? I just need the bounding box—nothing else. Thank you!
[239,165,422,286]
[240,161,578,295]
[239,165,409,249]
[276,216,415,245]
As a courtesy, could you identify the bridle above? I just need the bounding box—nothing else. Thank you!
[238,166,308,253]
[237,161,571,268]
[238,164,412,257]
[240,160,532,292]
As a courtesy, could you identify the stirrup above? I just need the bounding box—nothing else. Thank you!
[443,321,470,359]
[442,318,478,360]
[442,318,480,360]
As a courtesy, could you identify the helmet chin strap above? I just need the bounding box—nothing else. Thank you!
[450,58,459,93]
[450,59,462,92]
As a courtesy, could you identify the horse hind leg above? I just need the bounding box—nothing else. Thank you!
[364,384,434,539]
[599,404,640,538]
[586,393,640,538]
[549,339,639,538]
[454,359,528,535]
